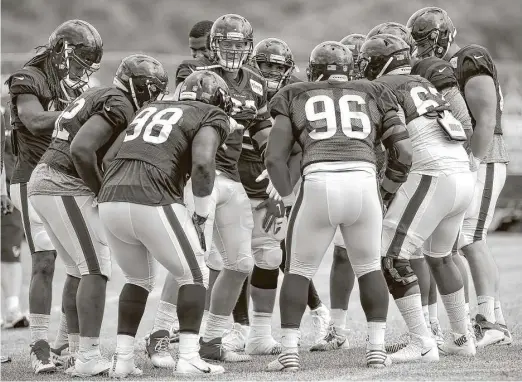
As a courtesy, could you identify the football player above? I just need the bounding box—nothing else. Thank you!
[28,54,163,376]
[189,20,214,60]
[5,19,102,373]
[340,34,366,79]
[359,34,475,362]
[98,70,230,377]
[265,41,413,371]
[145,14,268,365]
[407,6,511,347]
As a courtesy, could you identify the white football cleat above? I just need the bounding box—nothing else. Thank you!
[246,334,282,355]
[68,353,110,377]
[222,323,249,352]
[389,333,439,363]
[496,324,513,346]
[309,304,331,346]
[310,325,348,351]
[473,314,505,348]
[174,354,225,376]
[109,352,143,378]
[438,332,476,357]
[30,340,57,374]
[145,330,176,368]
[267,351,300,372]
[430,320,445,346]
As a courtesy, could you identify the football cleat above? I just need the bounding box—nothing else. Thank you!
[430,320,445,346]
[245,335,282,355]
[389,333,439,363]
[1,355,12,363]
[3,312,29,329]
[199,337,252,362]
[50,343,69,367]
[267,351,300,372]
[385,333,409,354]
[473,314,505,348]
[438,332,476,356]
[496,324,513,345]
[222,323,249,352]
[310,324,347,352]
[366,343,391,368]
[174,354,225,376]
[30,340,57,374]
[109,352,143,378]
[67,353,110,377]
[169,321,180,343]
[145,330,176,368]
[309,304,331,346]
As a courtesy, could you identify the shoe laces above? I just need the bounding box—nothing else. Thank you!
[154,336,171,354]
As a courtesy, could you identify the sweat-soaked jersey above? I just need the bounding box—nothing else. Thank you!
[40,86,135,180]
[176,58,270,183]
[449,44,508,163]
[269,79,403,173]
[375,72,469,175]
[6,65,78,184]
[98,101,230,206]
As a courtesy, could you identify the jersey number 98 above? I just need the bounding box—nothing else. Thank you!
[124,107,183,144]
[305,94,371,140]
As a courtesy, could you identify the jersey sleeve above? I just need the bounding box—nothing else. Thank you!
[411,57,457,91]
[200,107,231,146]
[374,84,403,130]
[458,46,496,87]
[96,92,135,133]
[269,87,292,119]
[7,69,46,100]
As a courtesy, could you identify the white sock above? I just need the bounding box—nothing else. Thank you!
[53,312,69,349]
[441,288,468,335]
[116,334,134,355]
[422,305,430,329]
[494,300,506,325]
[179,333,200,358]
[29,314,50,343]
[280,328,300,353]
[79,337,100,359]
[203,313,229,342]
[251,311,272,337]
[477,295,495,323]
[153,301,177,332]
[367,321,386,346]
[6,296,20,313]
[395,294,432,338]
[331,309,347,330]
[68,333,80,354]
[428,303,438,322]
[199,310,209,337]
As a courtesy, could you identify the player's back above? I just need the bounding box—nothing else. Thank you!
[41,86,134,179]
[375,73,469,175]
[98,100,229,206]
[270,79,395,175]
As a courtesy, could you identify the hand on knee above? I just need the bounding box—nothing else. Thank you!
[382,257,418,299]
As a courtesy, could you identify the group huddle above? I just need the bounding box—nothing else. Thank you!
[2,5,512,378]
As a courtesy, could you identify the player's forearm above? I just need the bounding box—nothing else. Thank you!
[287,150,302,188]
[470,120,494,160]
[71,149,103,195]
[265,156,293,198]
[191,161,215,198]
[21,111,61,136]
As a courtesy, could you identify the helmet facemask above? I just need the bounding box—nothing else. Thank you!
[413,29,454,59]
[127,76,168,109]
[57,41,101,89]
[212,34,253,72]
[256,55,294,93]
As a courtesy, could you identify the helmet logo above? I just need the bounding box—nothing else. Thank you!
[269,54,285,64]
[226,32,244,39]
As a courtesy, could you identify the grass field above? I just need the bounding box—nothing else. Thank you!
[1,233,521,380]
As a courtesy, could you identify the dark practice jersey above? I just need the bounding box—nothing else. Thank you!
[6,66,79,184]
[375,73,450,124]
[239,75,303,199]
[40,86,135,179]
[176,58,270,182]
[449,44,503,135]
[98,100,230,206]
[411,57,458,91]
[269,79,403,171]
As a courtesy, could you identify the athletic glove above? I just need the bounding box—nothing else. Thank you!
[255,197,285,233]
[191,212,208,252]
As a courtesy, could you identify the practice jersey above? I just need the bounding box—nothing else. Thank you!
[176,58,270,182]
[269,79,404,174]
[376,72,469,175]
[6,65,78,184]
[40,86,135,180]
[98,100,230,206]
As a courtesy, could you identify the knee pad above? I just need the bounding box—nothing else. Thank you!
[251,265,279,290]
[252,237,282,270]
[33,230,54,252]
[382,257,418,299]
[352,258,381,278]
[206,245,224,272]
[225,253,254,274]
[423,248,452,258]
[126,274,156,293]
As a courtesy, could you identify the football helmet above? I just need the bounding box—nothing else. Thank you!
[210,14,254,72]
[179,70,233,114]
[48,20,103,89]
[307,41,353,82]
[113,54,169,109]
[366,22,416,54]
[406,7,457,59]
[339,34,366,78]
[358,34,411,80]
[252,38,295,92]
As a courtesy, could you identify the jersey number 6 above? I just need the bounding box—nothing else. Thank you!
[305,94,372,140]
[124,106,183,144]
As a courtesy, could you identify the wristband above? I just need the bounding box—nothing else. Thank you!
[193,195,212,218]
